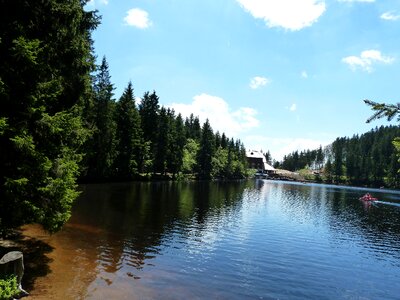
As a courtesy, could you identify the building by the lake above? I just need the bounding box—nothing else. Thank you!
[246,150,275,174]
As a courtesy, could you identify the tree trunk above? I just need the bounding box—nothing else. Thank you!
[0,251,29,296]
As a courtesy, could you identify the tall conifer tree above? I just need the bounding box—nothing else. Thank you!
[139,91,160,170]
[197,119,215,179]
[86,56,117,179]
[0,0,99,232]
[115,81,142,178]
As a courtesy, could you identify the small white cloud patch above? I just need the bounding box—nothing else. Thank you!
[86,0,108,6]
[338,0,374,2]
[124,8,152,29]
[301,71,308,79]
[342,50,394,72]
[381,11,400,21]
[289,103,297,111]
[249,76,270,89]
[237,0,326,31]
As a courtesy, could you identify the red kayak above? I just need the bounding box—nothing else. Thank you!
[359,193,378,202]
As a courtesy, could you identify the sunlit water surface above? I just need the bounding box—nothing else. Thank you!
[27,180,400,299]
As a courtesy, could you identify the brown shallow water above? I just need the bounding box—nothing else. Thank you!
[22,223,101,299]
[22,223,163,300]
[24,217,194,295]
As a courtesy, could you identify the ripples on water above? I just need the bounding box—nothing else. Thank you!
[38,180,400,299]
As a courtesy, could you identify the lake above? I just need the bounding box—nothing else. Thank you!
[25,180,400,299]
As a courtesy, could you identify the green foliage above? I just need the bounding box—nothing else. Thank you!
[139,91,160,154]
[364,99,400,123]
[197,120,215,179]
[212,147,229,178]
[280,147,323,172]
[280,125,400,187]
[0,0,98,232]
[387,139,400,187]
[324,158,333,183]
[328,126,400,187]
[365,99,400,187]
[182,138,199,173]
[85,57,118,179]
[140,141,153,174]
[211,143,248,179]
[0,275,18,300]
[114,81,142,179]
[184,114,201,141]
[167,113,186,177]
[153,107,170,174]
[11,37,41,67]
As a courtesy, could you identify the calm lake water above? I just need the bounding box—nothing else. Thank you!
[27,180,400,299]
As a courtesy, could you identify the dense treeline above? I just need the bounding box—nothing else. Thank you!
[0,1,248,232]
[82,57,248,182]
[277,126,400,188]
[276,146,324,171]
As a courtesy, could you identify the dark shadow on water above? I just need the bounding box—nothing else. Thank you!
[0,228,53,292]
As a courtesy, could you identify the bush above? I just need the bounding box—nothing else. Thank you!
[0,275,18,300]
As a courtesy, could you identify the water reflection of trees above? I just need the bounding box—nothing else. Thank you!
[62,180,255,291]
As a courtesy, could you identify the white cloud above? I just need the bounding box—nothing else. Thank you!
[301,71,308,78]
[124,8,152,29]
[169,93,260,138]
[86,0,108,6]
[250,76,270,89]
[244,135,331,161]
[338,0,374,2]
[236,0,326,31]
[381,11,400,21]
[342,50,394,72]
[289,103,297,111]
[135,97,142,106]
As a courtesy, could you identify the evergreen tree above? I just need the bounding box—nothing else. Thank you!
[215,132,221,149]
[365,99,400,180]
[221,133,228,149]
[139,91,160,141]
[153,107,170,174]
[85,56,117,179]
[324,158,333,183]
[167,113,186,177]
[185,114,201,141]
[264,150,272,165]
[332,138,344,183]
[139,91,159,170]
[197,119,215,179]
[387,144,400,188]
[114,81,142,179]
[0,0,99,232]
[316,146,324,169]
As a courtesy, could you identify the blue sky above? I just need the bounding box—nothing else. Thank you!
[86,0,400,160]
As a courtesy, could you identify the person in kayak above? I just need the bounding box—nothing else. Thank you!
[360,193,377,201]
